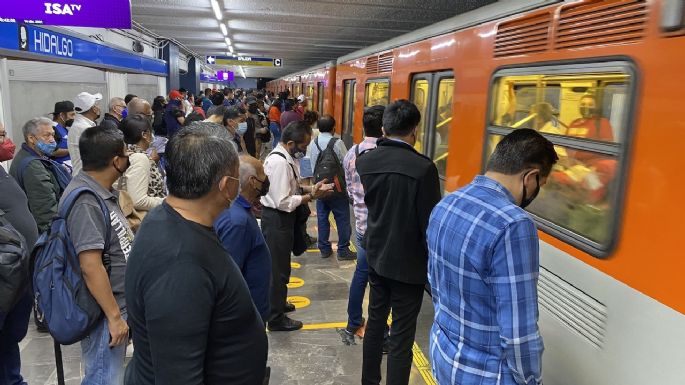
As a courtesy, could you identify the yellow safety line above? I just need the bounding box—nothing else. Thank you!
[413,342,438,385]
[301,322,348,330]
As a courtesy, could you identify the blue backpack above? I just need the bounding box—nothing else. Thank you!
[16,156,72,195]
[32,186,111,345]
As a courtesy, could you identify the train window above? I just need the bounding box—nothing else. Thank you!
[342,79,356,147]
[486,62,636,256]
[434,78,454,179]
[317,82,324,113]
[365,80,389,107]
[411,79,430,154]
[307,84,314,108]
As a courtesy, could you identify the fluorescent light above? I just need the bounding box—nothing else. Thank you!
[224,37,231,45]
[240,66,246,79]
[219,23,227,36]
[210,0,222,20]
[228,45,234,53]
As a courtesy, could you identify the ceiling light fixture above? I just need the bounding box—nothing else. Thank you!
[210,0,222,21]
[239,66,246,79]
[220,23,227,36]
[224,37,231,45]
[228,45,234,53]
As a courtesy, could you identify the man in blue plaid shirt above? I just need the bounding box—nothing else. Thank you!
[427,129,558,385]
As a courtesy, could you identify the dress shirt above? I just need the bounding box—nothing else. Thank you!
[260,144,303,213]
[427,175,544,385]
[343,137,377,235]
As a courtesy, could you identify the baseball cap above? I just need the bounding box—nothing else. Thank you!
[297,94,305,103]
[73,92,102,113]
[52,100,75,115]
[169,90,182,100]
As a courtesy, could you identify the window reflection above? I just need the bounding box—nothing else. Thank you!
[411,79,429,153]
[365,81,389,107]
[434,78,454,178]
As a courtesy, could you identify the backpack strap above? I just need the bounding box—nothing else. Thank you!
[354,144,360,158]
[15,155,40,191]
[268,151,298,180]
[314,137,323,153]
[58,187,112,255]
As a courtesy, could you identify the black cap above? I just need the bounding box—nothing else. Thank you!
[52,101,75,115]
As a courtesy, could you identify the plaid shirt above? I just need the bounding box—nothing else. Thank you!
[427,175,544,385]
[342,137,378,236]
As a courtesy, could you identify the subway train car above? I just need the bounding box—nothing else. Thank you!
[271,61,336,116]
[268,0,685,384]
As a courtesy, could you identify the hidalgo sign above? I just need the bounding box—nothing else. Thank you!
[0,1,132,28]
[206,55,283,67]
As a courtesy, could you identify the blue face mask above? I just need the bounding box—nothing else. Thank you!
[36,140,57,156]
[237,122,248,136]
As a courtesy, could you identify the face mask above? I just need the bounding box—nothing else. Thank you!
[224,176,240,207]
[64,118,74,127]
[255,176,270,197]
[0,138,16,161]
[36,140,57,156]
[113,156,130,175]
[520,172,540,209]
[579,106,596,119]
[237,122,248,136]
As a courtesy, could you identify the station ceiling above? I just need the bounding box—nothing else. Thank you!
[131,0,497,79]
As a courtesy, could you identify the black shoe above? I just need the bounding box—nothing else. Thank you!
[285,302,296,313]
[320,249,333,258]
[382,339,390,354]
[268,316,303,331]
[337,249,357,261]
[35,323,49,333]
[306,234,317,248]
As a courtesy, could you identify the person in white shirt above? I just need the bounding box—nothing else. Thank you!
[261,121,332,332]
[68,92,102,175]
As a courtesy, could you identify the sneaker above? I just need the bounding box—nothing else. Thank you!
[337,249,357,261]
[320,249,333,259]
[337,328,357,346]
[285,302,296,313]
[306,234,317,248]
[267,315,303,332]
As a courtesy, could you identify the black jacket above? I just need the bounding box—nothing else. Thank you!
[356,138,441,285]
[100,113,121,131]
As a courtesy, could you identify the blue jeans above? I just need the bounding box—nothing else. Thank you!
[269,122,281,148]
[316,196,351,253]
[80,312,127,385]
[347,232,368,329]
[0,291,32,385]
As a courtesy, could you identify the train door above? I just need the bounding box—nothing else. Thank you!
[410,71,454,191]
[341,79,356,148]
[317,82,324,113]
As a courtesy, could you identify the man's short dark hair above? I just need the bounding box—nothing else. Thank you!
[223,107,243,121]
[212,93,225,106]
[281,121,310,145]
[80,126,125,171]
[124,94,137,105]
[204,88,212,95]
[363,105,384,138]
[317,115,335,133]
[120,115,151,145]
[382,99,421,137]
[486,129,558,177]
[165,123,239,199]
[208,105,229,118]
[283,99,295,112]
[178,87,187,94]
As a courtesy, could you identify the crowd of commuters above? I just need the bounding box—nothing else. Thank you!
[0,84,556,385]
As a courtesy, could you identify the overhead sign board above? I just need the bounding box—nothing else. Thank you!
[206,55,283,67]
[0,0,132,28]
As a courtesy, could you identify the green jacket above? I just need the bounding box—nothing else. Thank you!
[9,147,60,233]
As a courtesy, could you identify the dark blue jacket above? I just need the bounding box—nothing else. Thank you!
[163,100,184,138]
[214,195,271,321]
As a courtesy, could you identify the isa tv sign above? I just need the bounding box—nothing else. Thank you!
[0,1,132,29]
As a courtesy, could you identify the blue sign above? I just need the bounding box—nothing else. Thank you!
[0,23,166,75]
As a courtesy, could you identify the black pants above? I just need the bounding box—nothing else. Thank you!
[362,267,425,385]
[261,207,295,322]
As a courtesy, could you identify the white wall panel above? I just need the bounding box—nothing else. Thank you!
[106,72,128,104]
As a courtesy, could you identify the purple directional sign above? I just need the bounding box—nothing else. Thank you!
[0,1,132,29]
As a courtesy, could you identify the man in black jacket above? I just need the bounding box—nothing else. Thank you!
[357,99,441,385]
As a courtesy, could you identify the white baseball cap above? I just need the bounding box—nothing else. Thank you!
[73,92,102,113]
[297,94,306,103]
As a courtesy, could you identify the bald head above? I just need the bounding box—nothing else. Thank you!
[239,155,267,203]
[127,98,152,118]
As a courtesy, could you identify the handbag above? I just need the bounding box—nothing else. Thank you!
[115,177,146,233]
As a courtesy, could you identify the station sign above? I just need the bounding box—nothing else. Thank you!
[206,55,283,67]
[0,0,132,29]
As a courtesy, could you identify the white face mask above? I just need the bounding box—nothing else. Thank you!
[237,122,248,136]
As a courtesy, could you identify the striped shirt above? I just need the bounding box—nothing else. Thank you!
[342,137,378,236]
[427,175,544,385]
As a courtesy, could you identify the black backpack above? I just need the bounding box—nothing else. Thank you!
[313,137,346,199]
[0,208,29,316]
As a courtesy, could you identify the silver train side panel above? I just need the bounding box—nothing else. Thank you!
[538,241,685,385]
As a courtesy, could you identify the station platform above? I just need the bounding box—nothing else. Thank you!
[18,211,437,385]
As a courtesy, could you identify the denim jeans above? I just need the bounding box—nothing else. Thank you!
[80,312,127,385]
[0,291,32,385]
[316,196,351,253]
[346,232,368,330]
